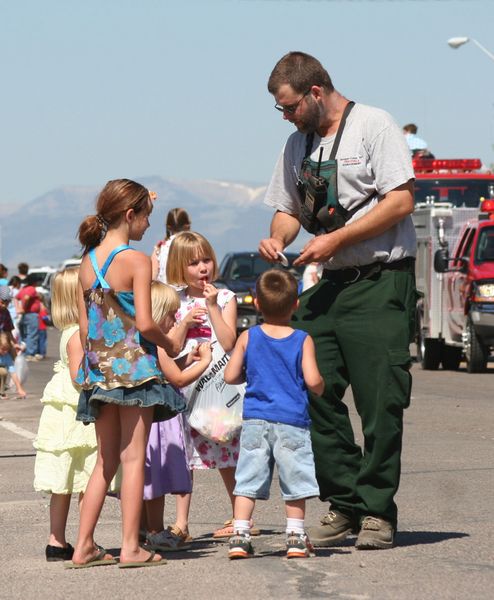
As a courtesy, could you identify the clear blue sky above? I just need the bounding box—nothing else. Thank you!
[1,0,493,207]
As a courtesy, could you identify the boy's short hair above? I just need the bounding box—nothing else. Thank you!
[24,273,38,286]
[256,269,298,318]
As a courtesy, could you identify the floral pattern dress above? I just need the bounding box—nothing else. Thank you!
[76,244,185,424]
[77,288,163,389]
[175,287,240,469]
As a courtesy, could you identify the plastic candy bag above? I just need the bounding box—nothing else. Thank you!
[183,342,244,443]
[15,353,29,384]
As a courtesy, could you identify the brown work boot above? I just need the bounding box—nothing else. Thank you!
[307,510,354,547]
[355,516,394,550]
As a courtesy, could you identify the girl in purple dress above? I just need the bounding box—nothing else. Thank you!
[142,282,212,551]
[146,209,202,547]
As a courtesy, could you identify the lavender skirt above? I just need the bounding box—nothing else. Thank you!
[144,414,192,500]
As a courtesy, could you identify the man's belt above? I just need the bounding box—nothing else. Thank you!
[322,257,415,285]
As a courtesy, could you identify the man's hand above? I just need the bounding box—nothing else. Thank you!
[293,231,343,266]
[259,211,301,262]
[258,237,285,262]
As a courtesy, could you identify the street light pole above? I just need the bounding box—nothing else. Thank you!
[447,37,494,63]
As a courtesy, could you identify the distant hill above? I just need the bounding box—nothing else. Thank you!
[0,176,310,268]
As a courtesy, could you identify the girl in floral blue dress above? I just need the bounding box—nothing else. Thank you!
[69,179,184,569]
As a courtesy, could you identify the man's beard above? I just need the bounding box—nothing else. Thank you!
[295,97,322,134]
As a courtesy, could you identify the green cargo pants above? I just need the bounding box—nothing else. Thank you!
[292,266,416,526]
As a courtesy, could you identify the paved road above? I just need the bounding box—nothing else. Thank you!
[0,330,492,599]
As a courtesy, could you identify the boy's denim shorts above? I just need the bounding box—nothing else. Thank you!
[233,419,320,501]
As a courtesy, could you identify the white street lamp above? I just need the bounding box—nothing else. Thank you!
[447,37,494,62]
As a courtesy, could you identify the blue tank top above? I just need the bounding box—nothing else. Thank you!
[243,325,310,428]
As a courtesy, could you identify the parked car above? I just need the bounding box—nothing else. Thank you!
[59,258,82,269]
[34,259,81,311]
[216,251,304,332]
[28,266,56,303]
[37,272,55,311]
[28,266,56,289]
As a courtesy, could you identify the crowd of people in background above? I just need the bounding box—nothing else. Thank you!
[0,262,49,361]
[0,262,51,399]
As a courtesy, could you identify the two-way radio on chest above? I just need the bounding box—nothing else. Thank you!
[296,101,375,235]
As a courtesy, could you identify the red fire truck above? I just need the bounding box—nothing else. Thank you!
[412,158,494,372]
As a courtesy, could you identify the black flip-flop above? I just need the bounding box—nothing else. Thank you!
[46,543,74,562]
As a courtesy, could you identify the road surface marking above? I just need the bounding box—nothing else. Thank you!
[0,420,36,441]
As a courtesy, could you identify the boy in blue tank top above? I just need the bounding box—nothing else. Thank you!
[224,269,324,559]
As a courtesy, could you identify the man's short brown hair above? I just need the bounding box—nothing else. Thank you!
[268,51,334,95]
[256,269,298,318]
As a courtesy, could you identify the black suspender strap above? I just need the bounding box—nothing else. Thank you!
[302,100,355,161]
[329,101,355,160]
[304,132,314,160]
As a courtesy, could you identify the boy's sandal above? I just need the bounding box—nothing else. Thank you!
[64,547,117,569]
[212,519,261,539]
[118,550,167,568]
[167,525,193,543]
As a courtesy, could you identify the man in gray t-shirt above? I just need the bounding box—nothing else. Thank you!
[259,51,417,551]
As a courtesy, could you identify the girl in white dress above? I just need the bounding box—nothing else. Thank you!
[166,231,243,537]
